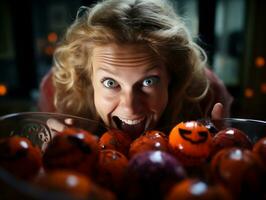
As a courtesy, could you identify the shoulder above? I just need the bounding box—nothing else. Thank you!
[38,69,56,112]
[203,67,233,117]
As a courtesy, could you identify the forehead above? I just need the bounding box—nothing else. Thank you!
[92,43,160,68]
[93,43,154,56]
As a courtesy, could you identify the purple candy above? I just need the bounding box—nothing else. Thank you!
[123,150,186,200]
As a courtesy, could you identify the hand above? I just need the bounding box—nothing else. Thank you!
[47,118,66,133]
[211,103,224,120]
[46,118,74,136]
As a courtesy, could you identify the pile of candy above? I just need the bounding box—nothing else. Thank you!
[0,120,265,200]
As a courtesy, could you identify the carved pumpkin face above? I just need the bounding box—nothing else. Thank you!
[169,121,212,166]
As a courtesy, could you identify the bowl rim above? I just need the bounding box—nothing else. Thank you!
[0,111,100,123]
[0,111,109,130]
[199,117,266,124]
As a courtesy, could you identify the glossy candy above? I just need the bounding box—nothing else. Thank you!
[169,121,212,166]
[96,149,128,194]
[128,130,170,158]
[98,129,132,156]
[211,127,252,157]
[43,128,99,177]
[253,136,266,169]
[210,147,265,199]
[34,170,94,199]
[0,136,42,180]
[124,150,186,200]
[34,169,117,200]
[165,178,233,200]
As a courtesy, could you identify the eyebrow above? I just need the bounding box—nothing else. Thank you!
[96,67,116,75]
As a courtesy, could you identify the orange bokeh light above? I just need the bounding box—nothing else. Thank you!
[244,88,254,98]
[44,45,54,56]
[261,83,266,94]
[47,32,58,43]
[0,84,7,96]
[255,56,265,68]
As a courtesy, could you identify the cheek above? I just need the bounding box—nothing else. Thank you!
[93,87,117,120]
[152,75,169,112]
[148,86,168,113]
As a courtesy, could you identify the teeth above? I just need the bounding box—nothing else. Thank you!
[120,117,145,125]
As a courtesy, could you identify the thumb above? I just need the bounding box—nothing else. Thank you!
[211,103,224,120]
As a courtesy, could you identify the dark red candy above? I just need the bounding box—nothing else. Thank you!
[253,137,266,169]
[128,130,170,158]
[34,170,94,199]
[43,128,99,177]
[210,147,264,199]
[211,128,252,157]
[0,136,42,180]
[34,169,117,200]
[98,129,132,156]
[96,149,128,194]
[165,178,233,200]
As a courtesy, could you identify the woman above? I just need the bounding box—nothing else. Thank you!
[39,0,233,137]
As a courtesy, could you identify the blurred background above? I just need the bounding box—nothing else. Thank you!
[0,0,265,120]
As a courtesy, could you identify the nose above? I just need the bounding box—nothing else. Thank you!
[119,88,145,115]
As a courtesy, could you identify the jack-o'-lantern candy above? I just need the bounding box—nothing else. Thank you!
[169,121,212,166]
[129,130,170,158]
[99,129,132,156]
[43,128,99,177]
[0,136,42,180]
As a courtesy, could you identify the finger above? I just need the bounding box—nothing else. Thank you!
[47,118,66,133]
[65,118,74,125]
[211,103,224,120]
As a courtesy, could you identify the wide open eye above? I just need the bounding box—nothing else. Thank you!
[142,76,159,87]
[102,78,119,88]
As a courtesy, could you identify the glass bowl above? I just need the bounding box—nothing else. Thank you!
[0,112,108,200]
[0,112,265,200]
[198,117,266,143]
[0,112,107,152]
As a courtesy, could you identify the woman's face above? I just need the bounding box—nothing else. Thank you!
[91,43,169,137]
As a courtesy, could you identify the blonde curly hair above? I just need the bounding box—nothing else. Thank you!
[53,0,209,127]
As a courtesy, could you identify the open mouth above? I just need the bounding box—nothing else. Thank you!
[112,116,147,139]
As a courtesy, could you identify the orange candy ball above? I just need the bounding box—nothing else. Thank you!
[129,130,170,158]
[99,129,132,156]
[0,136,42,180]
[169,121,212,166]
